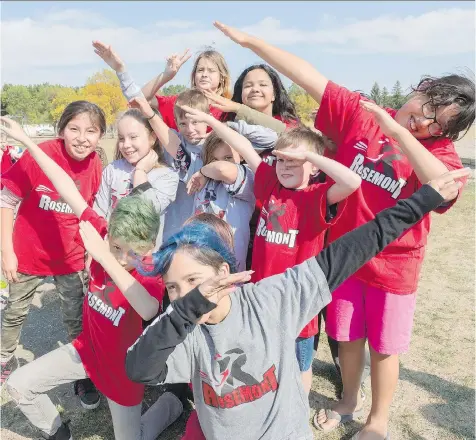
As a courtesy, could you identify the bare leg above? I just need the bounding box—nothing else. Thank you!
[301,368,312,396]
[315,338,366,430]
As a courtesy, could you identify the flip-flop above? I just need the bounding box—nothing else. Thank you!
[313,407,364,433]
[351,431,390,440]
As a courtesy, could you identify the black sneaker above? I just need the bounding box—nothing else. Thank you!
[1,356,18,386]
[73,378,100,410]
[41,422,72,440]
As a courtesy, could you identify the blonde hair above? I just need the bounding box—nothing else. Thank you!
[174,89,210,122]
[114,109,166,168]
[274,126,326,155]
[201,132,226,166]
[191,50,232,99]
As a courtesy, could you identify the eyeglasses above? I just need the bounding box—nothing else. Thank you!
[421,102,444,137]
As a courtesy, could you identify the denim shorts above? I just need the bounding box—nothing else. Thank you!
[295,336,315,372]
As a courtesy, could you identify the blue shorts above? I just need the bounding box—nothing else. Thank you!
[295,336,315,372]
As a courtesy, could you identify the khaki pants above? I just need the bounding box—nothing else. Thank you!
[6,343,183,439]
[1,271,86,361]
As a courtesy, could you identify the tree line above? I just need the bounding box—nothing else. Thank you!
[0,70,407,127]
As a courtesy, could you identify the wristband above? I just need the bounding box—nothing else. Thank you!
[135,168,147,173]
[199,168,206,177]
[147,112,156,121]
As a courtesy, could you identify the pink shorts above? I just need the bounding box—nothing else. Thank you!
[181,410,206,440]
[326,276,417,355]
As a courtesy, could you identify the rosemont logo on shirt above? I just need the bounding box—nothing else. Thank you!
[256,201,299,248]
[350,139,407,199]
[36,181,81,214]
[87,292,125,327]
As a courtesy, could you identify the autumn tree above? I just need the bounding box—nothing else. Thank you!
[288,84,318,125]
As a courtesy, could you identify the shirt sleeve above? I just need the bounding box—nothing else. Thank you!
[242,257,332,339]
[223,164,256,204]
[253,161,278,202]
[307,181,347,234]
[80,207,108,239]
[93,164,114,218]
[1,150,39,199]
[126,288,215,385]
[227,120,279,152]
[144,167,179,213]
[314,81,363,147]
[418,137,465,214]
[0,186,22,209]
[156,95,178,129]
[234,105,286,134]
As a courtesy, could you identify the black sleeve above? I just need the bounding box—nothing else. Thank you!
[316,184,444,292]
[125,287,216,385]
[129,181,152,196]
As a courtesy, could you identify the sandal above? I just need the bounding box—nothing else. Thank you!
[313,407,364,433]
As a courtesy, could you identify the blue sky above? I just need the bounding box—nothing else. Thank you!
[1,1,474,94]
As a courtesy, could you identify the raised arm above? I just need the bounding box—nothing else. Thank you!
[78,221,160,321]
[214,21,328,104]
[129,96,182,158]
[317,168,469,291]
[180,105,262,173]
[360,100,454,184]
[0,117,87,217]
[141,50,191,103]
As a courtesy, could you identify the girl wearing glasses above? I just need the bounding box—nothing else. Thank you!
[214,21,474,440]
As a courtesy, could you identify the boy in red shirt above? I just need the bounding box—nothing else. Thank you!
[2,117,183,440]
[182,104,361,395]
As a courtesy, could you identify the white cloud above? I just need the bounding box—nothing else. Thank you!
[155,20,197,29]
[243,9,475,55]
[1,8,474,86]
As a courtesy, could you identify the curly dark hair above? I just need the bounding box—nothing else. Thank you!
[221,64,299,123]
[412,74,475,141]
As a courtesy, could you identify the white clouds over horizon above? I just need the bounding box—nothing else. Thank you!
[1,7,474,87]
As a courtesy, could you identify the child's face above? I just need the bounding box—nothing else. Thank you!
[108,236,153,272]
[194,58,221,93]
[210,142,240,164]
[61,113,102,162]
[117,116,155,165]
[275,144,315,190]
[163,250,229,324]
[176,116,208,145]
[241,69,275,114]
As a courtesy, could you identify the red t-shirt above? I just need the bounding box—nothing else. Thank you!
[251,162,343,338]
[156,94,223,130]
[73,208,164,406]
[315,81,463,294]
[1,139,102,276]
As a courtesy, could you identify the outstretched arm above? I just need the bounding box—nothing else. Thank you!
[317,168,469,291]
[180,105,262,173]
[273,150,362,205]
[214,21,328,104]
[0,117,87,217]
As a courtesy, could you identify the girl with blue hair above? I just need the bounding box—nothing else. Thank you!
[125,167,467,439]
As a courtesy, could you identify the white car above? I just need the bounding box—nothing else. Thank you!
[36,127,55,136]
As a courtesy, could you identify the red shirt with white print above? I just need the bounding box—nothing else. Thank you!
[315,81,464,294]
[73,208,164,406]
[251,162,344,338]
[156,94,223,130]
[1,139,101,276]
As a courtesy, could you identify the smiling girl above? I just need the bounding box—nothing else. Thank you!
[0,102,104,406]
[93,96,179,248]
